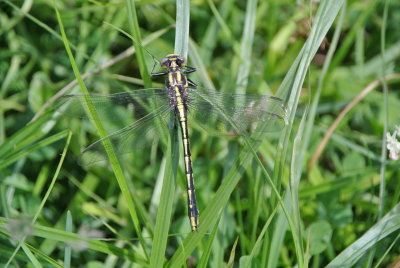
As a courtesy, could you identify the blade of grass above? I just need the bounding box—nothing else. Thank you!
[20,243,42,268]
[289,107,309,266]
[201,0,235,65]
[264,187,292,268]
[0,110,51,159]
[0,130,69,170]
[64,211,72,268]
[54,5,149,261]
[245,204,279,268]
[365,0,391,265]
[0,217,148,266]
[2,0,89,60]
[330,0,379,69]
[197,214,222,268]
[301,2,346,171]
[235,0,257,95]
[5,131,72,267]
[174,0,190,58]
[125,0,152,88]
[226,236,239,268]
[327,203,400,267]
[271,1,345,263]
[150,122,179,268]
[25,244,63,268]
[374,232,400,268]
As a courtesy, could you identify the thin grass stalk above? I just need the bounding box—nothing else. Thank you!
[125,0,152,88]
[54,6,149,261]
[366,0,391,265]
[0,130,68,170]
[64,211,72,268]
[235,0,257,95]
[378,0,390,221]
[330,0,379,69]
[270,2,346,265]
[301,2,346,169]
[327,203,400,267]
[4,131,71,266]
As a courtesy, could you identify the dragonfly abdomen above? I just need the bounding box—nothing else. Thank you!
[173,82,199,231]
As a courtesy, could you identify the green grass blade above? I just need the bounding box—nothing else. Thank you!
[174,0,190,58]
[64,211,72,268]
[54,5,149,261]
[326,203,400,267]
[0,130,68,170]
[2,0,88,59]
[289,107,309,264]
[244,205,279,268]
[235,0,257,95]
[125,0,152,88]
[271,1,346,264]
[0,217,148,266]
[300,3,346,168]
[150,124,179,268]
[4,131,71,266]
[32,131,72,223]
[365,0,391,265]
[197,215,221,268]
[330,0,379,69]
[265,188,292,268]
[20,243,42,268]
[0,112,51,159]
[26,244,63,268]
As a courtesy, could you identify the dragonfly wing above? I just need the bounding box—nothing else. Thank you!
[55,88,170,126]
[187,88,288,137]
[79,104,173,166]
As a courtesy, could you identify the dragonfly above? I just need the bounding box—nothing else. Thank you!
[57,54,288,232]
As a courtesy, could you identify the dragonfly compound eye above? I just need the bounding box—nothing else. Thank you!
[161,57,170,68]
[176,56,186,67]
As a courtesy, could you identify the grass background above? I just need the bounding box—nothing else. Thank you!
[1,0,400,267]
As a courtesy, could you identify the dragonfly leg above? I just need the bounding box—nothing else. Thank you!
[183,66,197,74]
[151,71,168,77]
[187,79,198,88]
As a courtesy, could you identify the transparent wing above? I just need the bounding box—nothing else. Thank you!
[79,105,173,165]
[55,88,170,125]
[54,88,172,165]
[187,88,288,137]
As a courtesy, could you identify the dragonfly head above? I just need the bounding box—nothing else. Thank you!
[161,54,186,69]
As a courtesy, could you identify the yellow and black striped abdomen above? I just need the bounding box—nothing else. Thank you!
[167,67,199,231]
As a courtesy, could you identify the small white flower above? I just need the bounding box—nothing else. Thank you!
[5,216,34,242]
[395,125,400,135]
[386,128,400,160]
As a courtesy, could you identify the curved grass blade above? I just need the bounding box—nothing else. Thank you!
[54,5,149,260]
[125,0,152,88]
[0,130,69,170]
[327,203,400,267]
